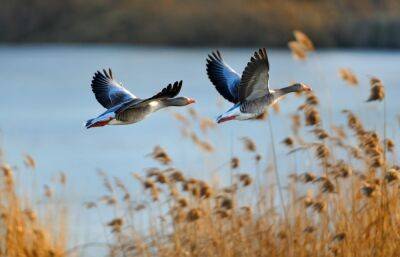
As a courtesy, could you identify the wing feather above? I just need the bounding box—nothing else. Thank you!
[148,80,182,100]
[91,69,136,109]
[115,81,183,114]
[206,51,240,103]
[238,48,270,102]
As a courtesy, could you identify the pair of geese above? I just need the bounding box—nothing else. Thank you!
[86,48,311,128]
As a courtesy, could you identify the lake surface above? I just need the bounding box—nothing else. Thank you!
[0,46,399,255]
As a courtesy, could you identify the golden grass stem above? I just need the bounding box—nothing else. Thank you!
[383,97,387,164]
[267,116,288,223]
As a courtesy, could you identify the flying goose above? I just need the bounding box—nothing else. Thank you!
[206,48,311,123]
[85,69,195,128]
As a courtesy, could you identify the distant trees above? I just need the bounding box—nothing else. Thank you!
[1,0,400,47]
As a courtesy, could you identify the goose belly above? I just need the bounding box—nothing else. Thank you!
[218,104,259,121]
[115,106,151,124]
[236,112,259,120]
[108,118,127,125]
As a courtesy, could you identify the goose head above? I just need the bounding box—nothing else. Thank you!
[289,83,312,92]
[277,83,312,96]
[164,97,196,106]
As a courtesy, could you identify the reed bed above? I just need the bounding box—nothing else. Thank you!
[95,96,400,257]
[0,164,69,257]
[1,32,399,257]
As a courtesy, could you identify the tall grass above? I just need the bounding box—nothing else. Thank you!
[95,91,400,257]
[0,164,69,257]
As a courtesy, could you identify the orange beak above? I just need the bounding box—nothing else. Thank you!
[187,98,196,104]
[302,84,312,92]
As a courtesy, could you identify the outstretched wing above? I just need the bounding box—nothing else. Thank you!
[147,80,182,101]
[91,68,136,109]
[115,81,182,114]
[238,48,270,102]
[206,51,241,103]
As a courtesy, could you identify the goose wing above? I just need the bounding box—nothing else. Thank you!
[238,48,270,102]
[145,80,182,101]
[206,51,241,103]
[91,69,136,109]
[116,81,182,114]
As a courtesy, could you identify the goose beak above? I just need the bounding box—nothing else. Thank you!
[187,98,196,104]
[301,83,312,92]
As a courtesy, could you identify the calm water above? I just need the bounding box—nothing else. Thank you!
[1,46,399,254]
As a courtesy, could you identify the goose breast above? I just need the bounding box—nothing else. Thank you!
[116,105,152,124]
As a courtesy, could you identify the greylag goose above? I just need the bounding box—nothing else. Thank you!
[206,48,311,123]
[85,69,195,128]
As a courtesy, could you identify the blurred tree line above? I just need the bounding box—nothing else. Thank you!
[1,0,400,47]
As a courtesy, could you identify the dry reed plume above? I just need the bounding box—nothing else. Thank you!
[288,30,315,60]
[339,68,359,86]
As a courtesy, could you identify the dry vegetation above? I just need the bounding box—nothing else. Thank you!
[0,164,69,257]
[1,31,400,257]
[95,95,400,257]
[2,0,400,47]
